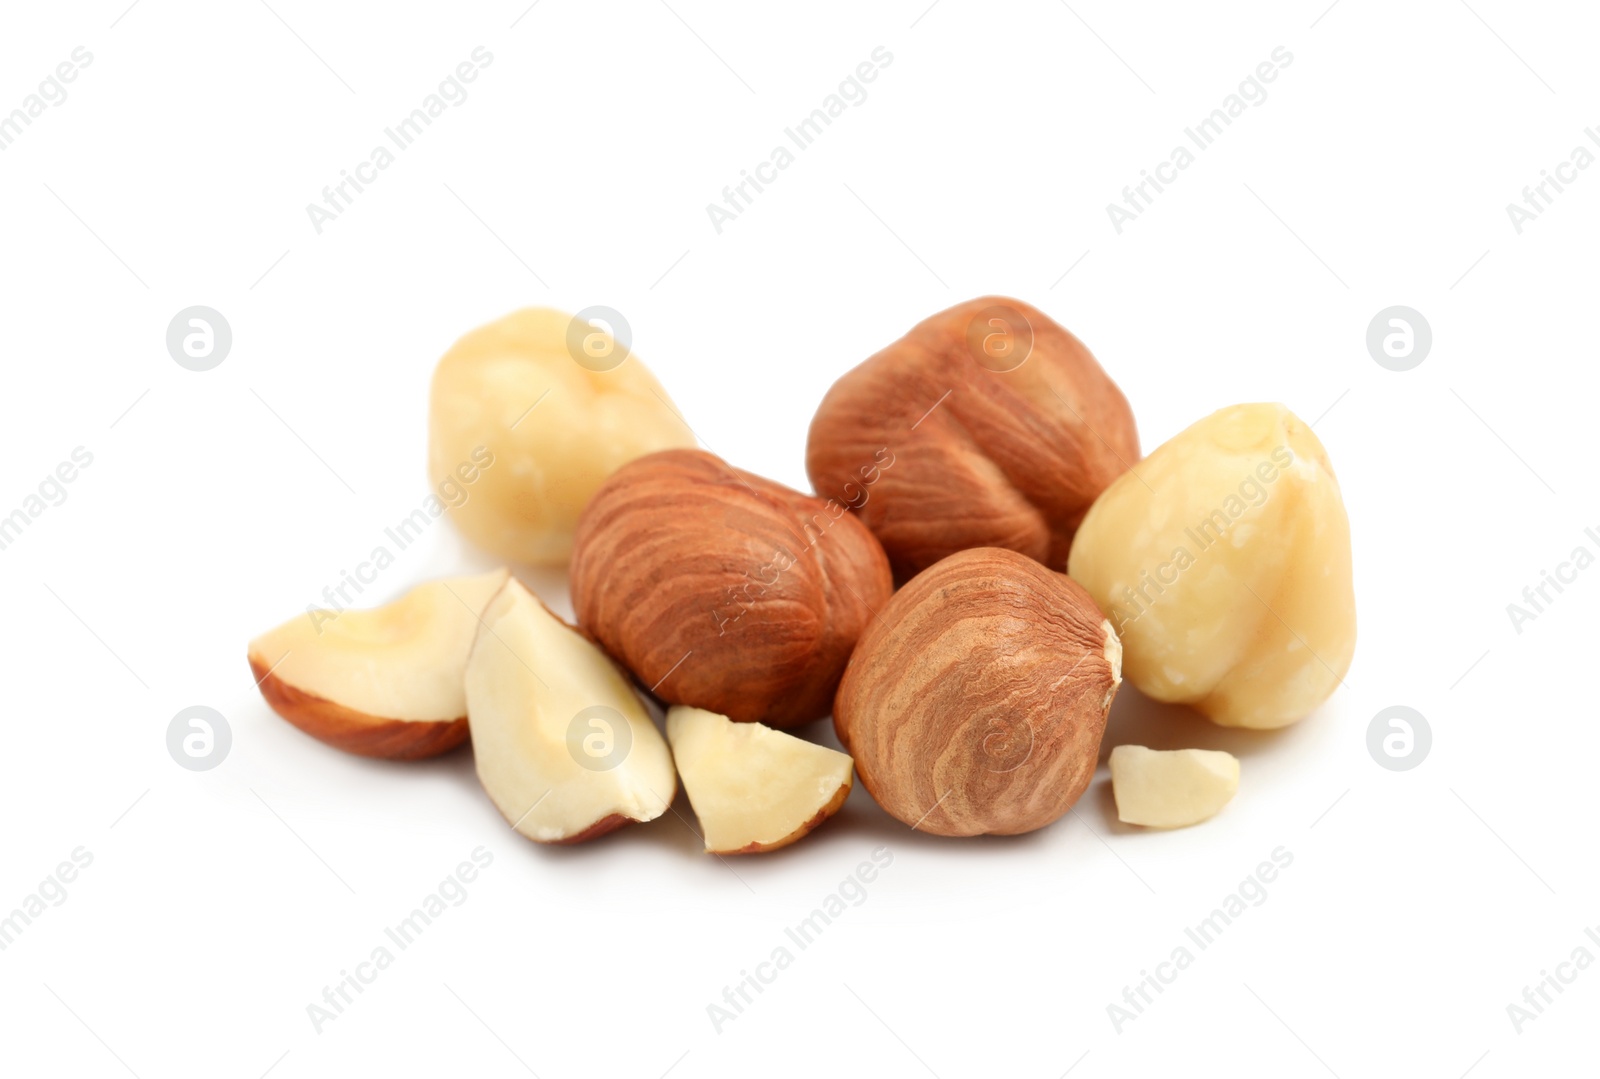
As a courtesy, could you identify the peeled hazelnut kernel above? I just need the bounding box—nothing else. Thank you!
[806,296,1139,580]
[1109,745,1239,829]
[428,308,695,566]
[1067,403,1355,729]
[833,547,1121,837]
[570,449,893,729]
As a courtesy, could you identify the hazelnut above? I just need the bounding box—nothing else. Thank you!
[665,705,853,854]
[1067,403,1356,728]
[806,296,1139,580]
[466,577,675,844]
[428,307,695,565]
[833,547,1122,836]
[570,448,893,728]
[247,569,509,759]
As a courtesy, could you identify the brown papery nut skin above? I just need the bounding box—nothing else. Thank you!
[571,449,894,729]
[248,658,468,760]
[806,297,1139,581]
[834,547,1121,837]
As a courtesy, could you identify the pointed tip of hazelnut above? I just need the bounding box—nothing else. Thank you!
[1100,618,1123,712]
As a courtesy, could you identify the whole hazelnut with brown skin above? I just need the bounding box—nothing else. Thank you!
[806,297,1139,580]
[833,547,1122,837]
[571,448,893,729]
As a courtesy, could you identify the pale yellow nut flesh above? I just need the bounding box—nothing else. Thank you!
[1110,745,1240,828]
[247,568,510,758]
[428,307,696,566]
[666,706,853,854]
[465,578,675,844]
[1067,403,1355,728]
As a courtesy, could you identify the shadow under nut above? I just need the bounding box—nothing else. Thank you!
[833,547,1118,836]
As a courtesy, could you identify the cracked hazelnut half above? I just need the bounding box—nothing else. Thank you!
[570,448,893,728]
[247,569,509,759]
[666,705,853,854]
[833,547,1121,837]
[806,297,1139,580]
[465,577,675,844]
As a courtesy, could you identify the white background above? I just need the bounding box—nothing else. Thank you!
[0,0,1593,1076]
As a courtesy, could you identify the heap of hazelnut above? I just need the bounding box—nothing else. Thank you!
[247,298,1354,849]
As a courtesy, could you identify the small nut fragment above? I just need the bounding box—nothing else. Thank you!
[571,449,893,728]
[1067,403,1355,728]
[806,296,1139,579]
[1109,745,1240,828]
[428,308,695,565]
[833,547,1121,837]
